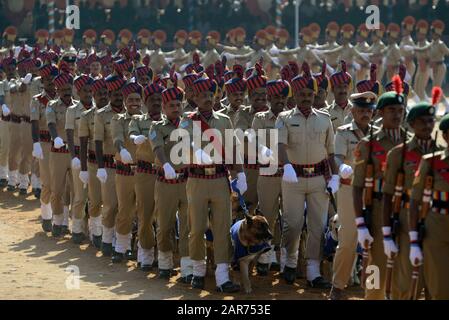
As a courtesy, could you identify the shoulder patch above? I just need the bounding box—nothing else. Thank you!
[149,130,157,141]
[180,119,190,129]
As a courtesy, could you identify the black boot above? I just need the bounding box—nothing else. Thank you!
[125,249,135,261]
[42,219,52,232]
[0,179,7,188]
[307,276,331,289]
[101,242,113,257]
[112,251,125,263]
[282,266,297,285]
[92,235,102,249]
[52,225,63,238]
[158,269,173,279]
[72,232,86,244]
[139,263,152,272]
[177,274,193,284]
[256,263,269,276]
[216,281,241,293]
[191,276,205,289]
[61,225,70,236]
[19,188,27,195]
[33,188,41,199]
[7,185,16,192]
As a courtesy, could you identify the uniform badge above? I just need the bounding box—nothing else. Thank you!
[150,130,157,141]
[180,120,189,129]
[275,120,284,129]
[45,107,52,114]
[397,96,404,104]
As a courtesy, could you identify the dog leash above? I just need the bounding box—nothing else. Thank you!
[231,178,249,215]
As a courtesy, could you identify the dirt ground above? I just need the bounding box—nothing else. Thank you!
[0,189,364,300]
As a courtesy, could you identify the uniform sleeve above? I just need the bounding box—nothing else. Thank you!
[251,115,263,131]
[234,110,250,130]
[382,148,400,195]
[149,123,165,152]
[410,159,430,201]
[29,98,40,121]
[78,112,90,138]
[65,107,76,130]
[46,103,56,125]
[352,140,369,188]
[276,115,288,145]
[325,118,335,155]
[334,130,347,157]
[93,112,105,141]
[439,42,449,56]
[128,117,140,136]
[111,116,125,145]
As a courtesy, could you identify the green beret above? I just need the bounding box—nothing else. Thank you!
[376,91,405,110]
[406,102,436,123]
[439,113,449,132]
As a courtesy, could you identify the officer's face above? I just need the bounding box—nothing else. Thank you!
[125,93,142,115]
[314,88,328,108]
[294,88,315,108]
[268,94,287,114]
[410,115,436,140]
[332,83,349,104]
[250,88,267,110]
[146,93,162,115]
[228,91,245,107]
[109,89,124,108]
[90,62,101,76]
[94,87,109,108]
[163,100,181,120]
[78,84,93,105]
[195,91,214,111]
[379,104,405,129]
[57,83,73,101]
[352,106,374,127]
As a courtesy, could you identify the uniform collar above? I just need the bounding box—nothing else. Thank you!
[292,107,317,117]
[195,109,220,120]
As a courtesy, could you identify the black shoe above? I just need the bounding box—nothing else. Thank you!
[158,269,173,279]
[307,276,332,289]
[112,252,125,263]
[92,235,102,249]
[61,225,70,235]
[33,188,41,199]
[140,264,152,272]
[7,185,16,192]
[152,260,158,268]
[177,274,193,284]
[42,219,52,232]
[0,179,7,188]
[270,262,280,271]
[101,242,113,256]
[191,276,205,290]
[72,232,86,244]
[125,249,135,261]
[328,286,344,300]
[52,225,63,238]
[282,266,297,285]
[19,188,27,195]
[216,281,241,293]
[256,263,269,276]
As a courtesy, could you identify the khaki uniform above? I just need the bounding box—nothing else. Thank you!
[221,45,252,67]
[78,106,103,237]
[252,110,282,265]
[111,111,138,254]
[352,128,407,299]
[367,40,387,82]
[220,105,241,127]
[128,113,158,265]
[382,137,434,299]
[150,116,190,273]
[180,110,235,273]
[384,43,403,83]
[400,35,417,84]
[332,121,373,290]
[165,48,188,68]
[411,149,449,300]
[149,48,167,74]
[93,104,119,244]
[202,49,221,68]
[46,98,75,225]
[327,44,368,80]
[276,108,334,272]
[428,40,449,88]
[414,40,431,100]
[325,101,353,132]
[234,106,259,212]
[0,80,11,180]
[354,41,371,83]
[279,46,322,70]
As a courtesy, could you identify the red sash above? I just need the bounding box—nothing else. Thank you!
[369,141,387,170]
[434,158,449,184]
[37,95,49,107]
[404,150,422,172]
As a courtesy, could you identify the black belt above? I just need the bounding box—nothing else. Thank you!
[189,165,227,176]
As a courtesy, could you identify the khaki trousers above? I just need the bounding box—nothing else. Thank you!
[155,180,189,257]
[8,122,21,173]
[414,66,431,100]
[39,142,52,204]
[87,162,102,218]
[332,184,358,289]
[244,167,259,214]
[257,175,282,235]
[49,151,72,219]
[432,64,446,88]
[18,122,32,175]
[100,167,118,229]
[0,120,10,174]
[186,177,232,264]
[115,173,137,236]
[281,176,329,267]
[135,172,157,250]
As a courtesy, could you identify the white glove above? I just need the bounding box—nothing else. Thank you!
[32,142,44,160]
[71,157,81,170]
[22,73,32,85]
[382,226,398,259]
[327,174,340,194]
[79,171,89,186]
[356,217,374,249]
[133,135,146,145]
[236,172,248,195]
[282,164,298,183]
[339,164,353,179]
[96,168,108,184]
[120,148,133,164]
[194,148,213,165]
[409,231,423,267]
[53,137,64,149]
[163,162,177,180]
[1,104,11,116]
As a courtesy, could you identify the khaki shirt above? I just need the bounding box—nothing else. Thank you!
[252,109,277,150]
[46,98,77,141]
[128,113,156,163]
[78,106,97,151]
[383,136,438,196]
[93,104,119,155]
[149,48,167,74]
[150,116,187,170]
[384,43,402,68]
[111,111,139,162]
[400,35,416,62]
[30,92,54,130]
[429,40,449,63]
[335,121,374,166]
[235,106,257,131]
[65,101,92,146]
[221,45,252,66]
[352,128,408,189]
[368,40,387,65]
[276,107,334,165]
[325,101,353,132]
[221,105,242,127]
[416,40,430,66]
[411,149,449,201]
[202,49,221,68]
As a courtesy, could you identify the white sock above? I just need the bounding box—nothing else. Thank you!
[102,226,114,244]
[89,216,102,237]
[180,256,193,277]
[115,232,131,254]
[41,202,52,220]
[158,251,174,270]
[8,170,17,186]
[306,259,321,281]
[215,263,230,287]
[192,259,207,277]
[0,166,8,179]
[18,173,29,189]
[63,206,70,226]
[31,174,41,189]
[53,214,64,226]
[137,243,154,265]
[71,218,84,234]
